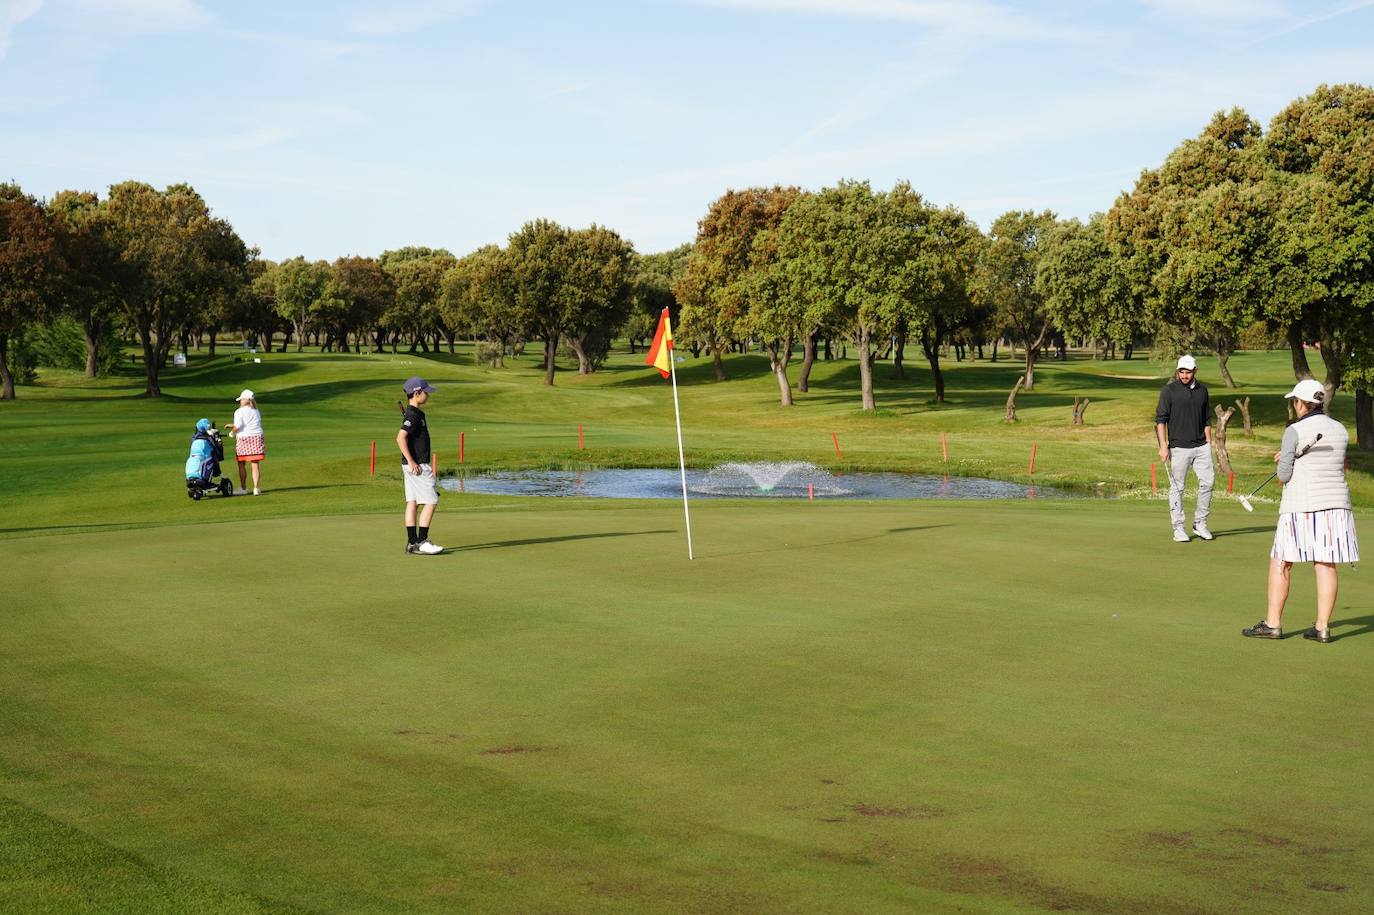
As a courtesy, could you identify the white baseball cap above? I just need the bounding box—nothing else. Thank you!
[1176,355,1197,371]
[1284,378,1325,404]
[235,389,255,402]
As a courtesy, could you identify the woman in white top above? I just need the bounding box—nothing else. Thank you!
[1243,379,1359,643]
[226,388,266,495]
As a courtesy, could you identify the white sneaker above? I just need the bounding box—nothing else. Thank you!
[253,488,261,496]
[415,540,444,554]
[1192,524,1214,541]
[234,489,248,496]
[1172,527,1190,543]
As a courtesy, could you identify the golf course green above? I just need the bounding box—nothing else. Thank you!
[2,345,1372,913]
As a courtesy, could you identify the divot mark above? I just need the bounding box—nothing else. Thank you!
[480,745,551,755]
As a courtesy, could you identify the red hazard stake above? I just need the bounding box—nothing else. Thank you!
[940,432,948,463]
[1151,462,1157,494]
[1028,442,1037,476]
[460,431,465,464]
[370,440,376,477]
[831,431,843,461]
[579,424,584,450]
[808,483,814,501]
[1228,471,1235,493]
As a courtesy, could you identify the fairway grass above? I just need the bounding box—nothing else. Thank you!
[3,347,1373,912]
[3,499,1373,913]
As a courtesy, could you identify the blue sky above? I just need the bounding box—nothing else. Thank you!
[2,0,1372,261]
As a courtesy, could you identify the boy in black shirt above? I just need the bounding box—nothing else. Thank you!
[397,376,443,554]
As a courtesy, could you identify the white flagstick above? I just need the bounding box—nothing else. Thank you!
[668,350,694,560]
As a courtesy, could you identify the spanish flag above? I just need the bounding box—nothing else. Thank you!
[645,308,673,379]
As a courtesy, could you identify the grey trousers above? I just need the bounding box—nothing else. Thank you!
[1169,444,1214,528]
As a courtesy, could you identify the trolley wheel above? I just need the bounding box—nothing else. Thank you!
[220,479,234,497]
[189,488,203,501]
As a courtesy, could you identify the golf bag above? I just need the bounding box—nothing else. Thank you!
[185,418,234,501]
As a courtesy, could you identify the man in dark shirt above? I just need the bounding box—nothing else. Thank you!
[397,376,443,554]
[1155,355,1214,543]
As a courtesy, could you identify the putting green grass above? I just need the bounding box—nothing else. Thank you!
[2,346,1372,912]
[3,500,1372,913]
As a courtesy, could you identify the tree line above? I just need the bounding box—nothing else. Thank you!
[2,84,1370,446]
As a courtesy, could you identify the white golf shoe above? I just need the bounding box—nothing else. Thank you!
[415,540,444,555]
[1172,527,1190,543]
[1192,523,1214,541]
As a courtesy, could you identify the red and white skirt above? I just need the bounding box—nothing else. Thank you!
[235,434,265,461]
[1271,509,1359,564]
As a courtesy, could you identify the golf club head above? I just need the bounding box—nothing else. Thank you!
[1239,496,1254,513]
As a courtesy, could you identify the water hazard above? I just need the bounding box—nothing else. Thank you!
[438,461,1077,500]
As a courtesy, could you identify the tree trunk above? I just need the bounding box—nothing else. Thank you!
[823,337,833,361]
[0,333,14,400]
[710,344,725,382]
[765,339,793,406]
[921,328,945,403]
[798,331,818,393]
[568,336,592,374]
[207,326,218,358]
[1236,397,1253,436]
[82,320,100,378]
[1004,376,1023,422]
[543,334,557,385]
[990,339,998,362]
[1216,348,1237,389]
[857,327,876,410]
[1022,347,1035,391]
[892,323,906,379]
[1287,323,1313,379]
[135,328,163,397]
[1212,405,1235,477]
[294,320,306,352]
[1071,397,1090,425]
[1356,388,1373,451]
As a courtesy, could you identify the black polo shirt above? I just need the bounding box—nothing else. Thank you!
[1155,378,1211,448]
[400,405,431,465]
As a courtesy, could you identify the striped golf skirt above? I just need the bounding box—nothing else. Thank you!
[235,434,265,461]
[1271,509,1359,564]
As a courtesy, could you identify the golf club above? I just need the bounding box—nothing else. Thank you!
[1238,432,1322,512]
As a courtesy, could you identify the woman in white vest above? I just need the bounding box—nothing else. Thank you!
[1243,379,1359,643]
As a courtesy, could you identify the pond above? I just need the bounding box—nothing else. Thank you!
[438,461,1083,500]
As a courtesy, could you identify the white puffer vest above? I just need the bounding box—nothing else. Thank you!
[1279,413,1351,514]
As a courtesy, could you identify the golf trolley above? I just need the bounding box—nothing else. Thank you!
[185,418,235,501]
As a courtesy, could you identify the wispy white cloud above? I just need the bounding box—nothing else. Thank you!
[224,28,370,62]
[0,0,44,62]
[681,0,1104,42]
[1138,0,1288,22]
[344,0,482,36]
[1247,0,1374,43]
[66,0,213,34]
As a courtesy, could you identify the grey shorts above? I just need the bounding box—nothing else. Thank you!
[402,464,439,505]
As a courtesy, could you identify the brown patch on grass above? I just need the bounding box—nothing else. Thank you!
[1308,881,1346,893]
[851,803,943,819]
[480,745,551,755]
[939,854,1118,913]
[1142,831,1196,848]
[819,778,837,785]
[423,878,465,896]
[1219,828,1343,857]
[816,849,874,866]
[394,729,467,744]
[819,817,848,823]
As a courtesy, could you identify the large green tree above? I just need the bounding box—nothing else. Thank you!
[506,220,573,385]
[0,183,57,399]
[972,210,1057,391]
[440,244,526,367]
[272,257,330,352]
[49,190,122,378]
[677,187,801,381]
[1038,215,1140,362]
[625,243,691,353]
[101,181,248,397]
[1265,83,1374,432]
[331,256,394,353]
[561,225,637,375]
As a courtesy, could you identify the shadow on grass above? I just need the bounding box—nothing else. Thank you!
[707,523,951,560]
[1211,525,1276,538]
[449,529,674,552]
[1332,613,1374,641]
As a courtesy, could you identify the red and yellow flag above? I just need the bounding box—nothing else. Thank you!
[645,308,673,379]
